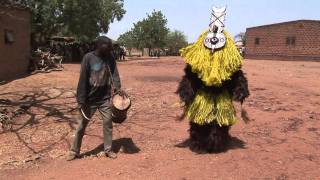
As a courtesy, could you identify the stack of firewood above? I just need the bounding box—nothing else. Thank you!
[0,108,12,132]
[29,50,64,74]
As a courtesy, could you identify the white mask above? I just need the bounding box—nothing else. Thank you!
[204,6,227,52]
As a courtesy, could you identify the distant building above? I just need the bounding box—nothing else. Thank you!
[245,20,320,61]
[0,5,31,81]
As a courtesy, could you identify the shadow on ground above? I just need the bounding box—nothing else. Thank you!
[0,88,77,155]
[175,136,246,153]
[81,138,140,157]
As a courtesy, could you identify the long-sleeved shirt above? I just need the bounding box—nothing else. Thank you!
[76,51,121,105]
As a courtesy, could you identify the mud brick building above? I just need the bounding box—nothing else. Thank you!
[0,5,31,81]
[245,20,320,61]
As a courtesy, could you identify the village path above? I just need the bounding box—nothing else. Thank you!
[0,57,320,180]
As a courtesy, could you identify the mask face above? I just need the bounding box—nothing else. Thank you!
[204,6,227,52]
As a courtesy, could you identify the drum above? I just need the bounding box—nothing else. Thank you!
[111,93,131,124]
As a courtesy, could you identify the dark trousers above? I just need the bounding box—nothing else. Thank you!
[71,101,113,153]
[120,53,125,61]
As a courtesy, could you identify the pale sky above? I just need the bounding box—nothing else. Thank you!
[107,0,320,43]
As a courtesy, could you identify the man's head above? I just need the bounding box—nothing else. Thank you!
[95,36,113,57]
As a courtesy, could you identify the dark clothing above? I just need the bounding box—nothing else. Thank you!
[119,48,126,61]
[76,52,121,105]
[71,101,113,153]
[176,65,249,105]
[71,51,120,155]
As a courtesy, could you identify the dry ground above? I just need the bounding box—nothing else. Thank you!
[0,57,319,180]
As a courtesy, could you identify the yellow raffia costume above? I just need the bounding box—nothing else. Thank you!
[180,31,243,126]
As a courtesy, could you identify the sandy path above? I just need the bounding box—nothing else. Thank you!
[0,57,319,179]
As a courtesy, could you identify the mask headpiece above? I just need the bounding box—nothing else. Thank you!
[204,6,227,52]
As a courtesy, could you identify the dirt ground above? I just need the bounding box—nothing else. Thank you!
[0,57,319,180]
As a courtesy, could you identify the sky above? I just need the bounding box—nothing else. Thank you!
[107,0,320,43]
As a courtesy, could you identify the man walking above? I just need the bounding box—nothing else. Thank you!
[67,36,122,161]
[119,46,126,61]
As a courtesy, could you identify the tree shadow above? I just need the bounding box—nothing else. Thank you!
[0,88,78,156]
[0,88,77,132]
[175,136,246,154]
[81,138,140,157]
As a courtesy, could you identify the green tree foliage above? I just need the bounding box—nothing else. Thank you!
[117,11,188,56]
[3,0,126,43]
[0,0,28,6]
[165,30,188,56]
[28,0,63,42]
[117,30,135,55]
[63,0,125,42]
[118,10,169,52]
[140,10,169,49]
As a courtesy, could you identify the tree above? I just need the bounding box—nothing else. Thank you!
[28,0,64,46]
[0,0,29,7]
[235,32,247,46]
[117,30,135,55]
[63,0,126,42]
[2,0,126,45]
[117,10,169,55]
[165,30,188,56]
[140,10,169,50]
[131,21,147,50]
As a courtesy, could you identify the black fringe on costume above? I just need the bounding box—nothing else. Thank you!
[176,65,249,153]
[176,65,201,105]
[176,65,250,105]
[189,122,231,153]
[228,70,250,103]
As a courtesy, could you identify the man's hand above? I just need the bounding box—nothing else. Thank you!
[115,89,126,96]
[77,103,86,110]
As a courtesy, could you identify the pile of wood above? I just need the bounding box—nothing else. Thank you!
[29,50,64,74]
[0,108,13,132]
[0,100,30,133]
